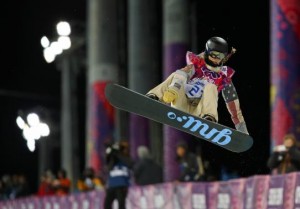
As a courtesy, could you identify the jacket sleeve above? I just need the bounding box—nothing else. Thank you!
[288,146,300,163]
[133,161,142,181]
[222,81,249,134]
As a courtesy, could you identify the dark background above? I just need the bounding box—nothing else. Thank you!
[1,0,270,192]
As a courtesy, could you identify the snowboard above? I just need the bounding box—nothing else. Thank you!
[105,83,253,153]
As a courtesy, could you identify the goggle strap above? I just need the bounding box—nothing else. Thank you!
[222,47,236,64]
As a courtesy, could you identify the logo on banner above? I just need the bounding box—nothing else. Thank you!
[295,186,300,204]
[72,201,79,209]
[83,200,90,209]
[268,188,283,206]
[167,112,232,145]
[192,194,206,209]
[154,195,164,208]
[140,196,147,208]
[245,187,254,208]
[217,193,230,209]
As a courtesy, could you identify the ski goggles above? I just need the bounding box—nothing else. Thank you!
[208,51,226,60]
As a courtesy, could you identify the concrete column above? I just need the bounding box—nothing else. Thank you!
[128,0,161,159]
[70,57,80,188]
[61,56,73,183]
[38,137,52,178]
[86,0,118,174]
[163,0,191,181]
[115,0,129,142]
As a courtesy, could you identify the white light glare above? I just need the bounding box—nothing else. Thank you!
[32,126,42,140]
[16,116,25,130]
[41,36,50,48]
[58,36,71,50]
[27,139,35,152]
[39,123,50,137]
[50,41,63,55]
[56,21,71,36]
[43,47,56,63]
[27,113,40,127]
[23,125,41,141]
[23,125,34,141]
[18,112,50,152]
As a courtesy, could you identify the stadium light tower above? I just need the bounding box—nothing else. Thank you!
[41,21,72,63]
[40,20,85,188]
[16,112,50,152]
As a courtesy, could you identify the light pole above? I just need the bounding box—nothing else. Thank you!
[40,21,84,190]
[16,112,50,152]
[16,108,56,182]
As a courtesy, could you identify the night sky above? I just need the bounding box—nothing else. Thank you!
[1,0,270,192]
[1,0,86,192]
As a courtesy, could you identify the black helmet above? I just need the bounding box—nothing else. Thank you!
[204,37,228,67]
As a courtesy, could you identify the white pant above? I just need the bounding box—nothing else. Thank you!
[147,72,219,121]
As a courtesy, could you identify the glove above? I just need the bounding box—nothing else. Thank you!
[163,70,186,103]
[235,121,249,135]
[105,147,112,154]
[112,142,120,150]
[163,88,178,103]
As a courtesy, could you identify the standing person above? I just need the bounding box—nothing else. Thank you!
[14,174,30,198]
[0,179,6,200]
[77,167,104,192]
[146,37,248,134]
[194,146,216,182]
[1,175,13,199]
[37,170,55,196]
[104,140,133,209]
[52,169,71,196]
[267,134,300,174]
[133,146,163,186]
[175,141,199,182]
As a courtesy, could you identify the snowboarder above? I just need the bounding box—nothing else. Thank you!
[146,36,249,134]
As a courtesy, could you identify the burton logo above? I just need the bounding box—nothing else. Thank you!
[167,112,232,145]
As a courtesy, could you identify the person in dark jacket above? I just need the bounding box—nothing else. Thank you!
[267,134,300,174]
[104,140,133,209]
[133,146,163,186]
[175,141,199,182]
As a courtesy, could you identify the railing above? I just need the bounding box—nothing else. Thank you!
[1,172,300,209]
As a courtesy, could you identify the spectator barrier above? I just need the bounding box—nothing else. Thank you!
[1,172,300,209]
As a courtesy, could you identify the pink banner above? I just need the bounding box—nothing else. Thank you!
[191,182,207,209]
[3,173,300,209]
[174,183,193,209]
[127,183,174,209]
[267,174,285,209]
[87,81,115,173]
[244,175,270,209]
[271,0,300,146]
[229,178,246,209]
[293,172,300,208]
[207,181,220,208]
